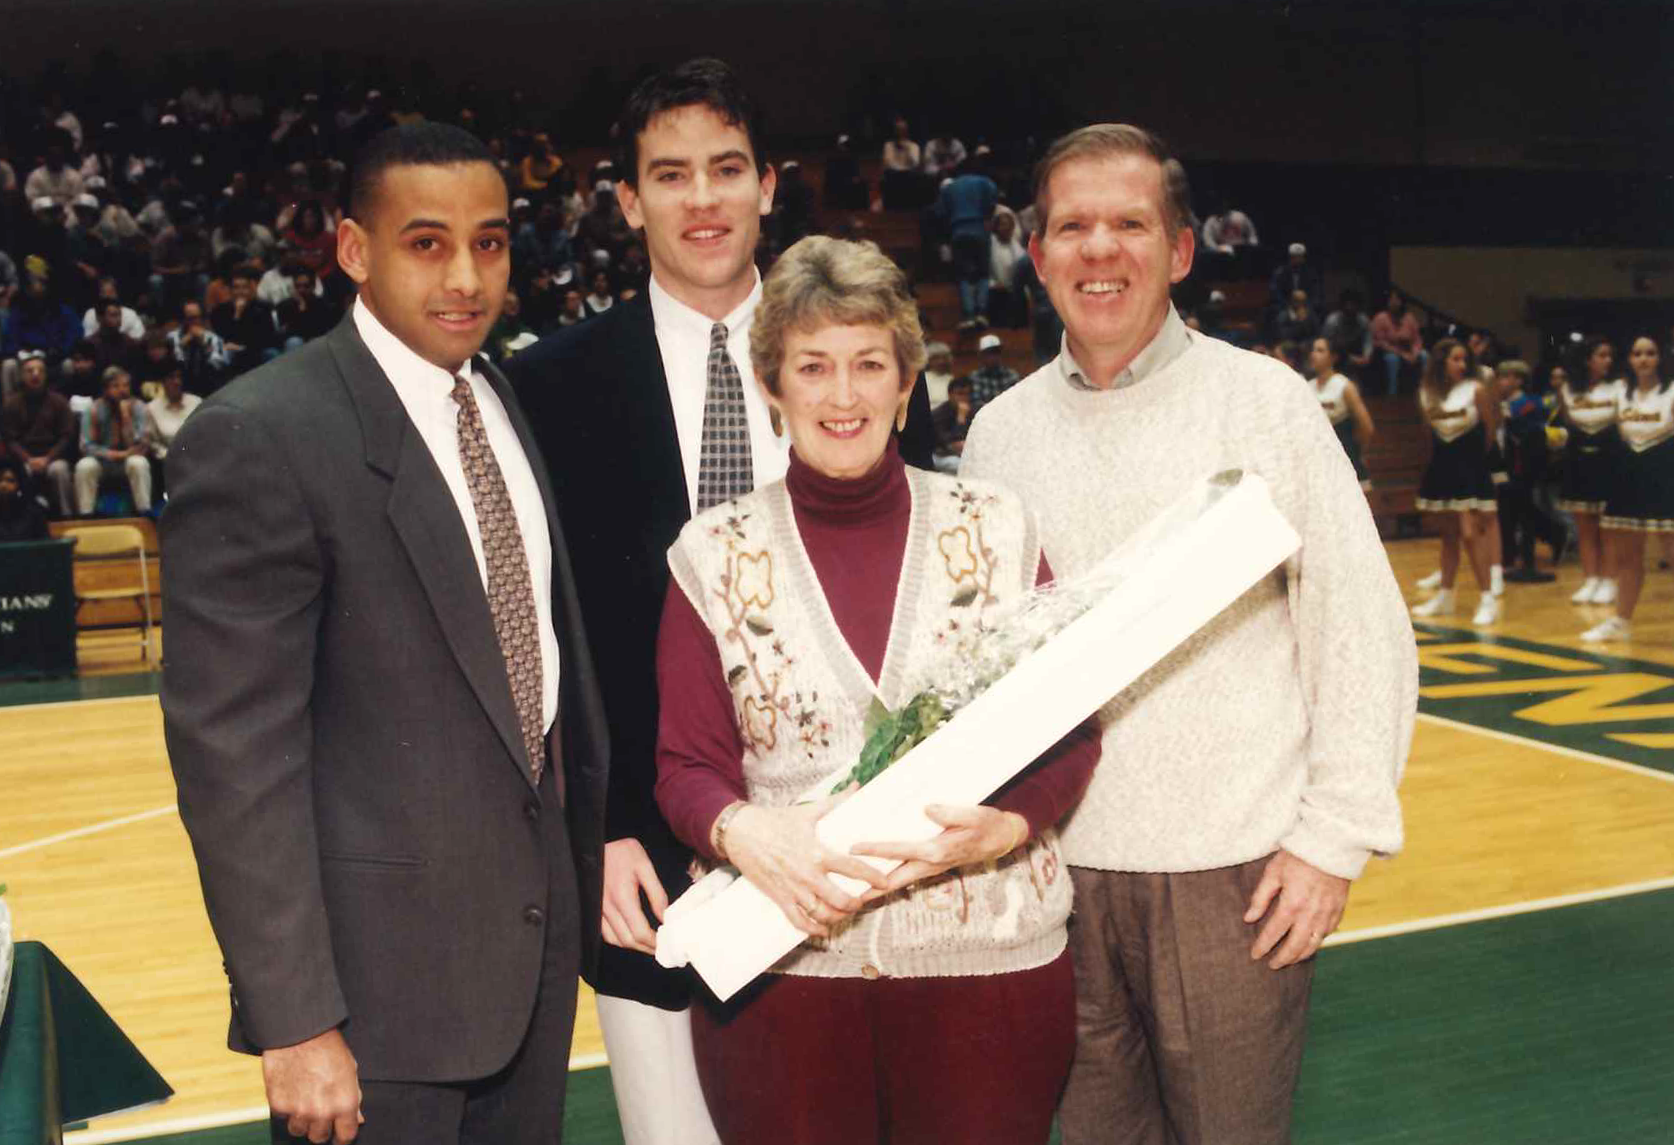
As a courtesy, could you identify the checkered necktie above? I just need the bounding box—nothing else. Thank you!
[697,322,753,511]
[452,372,546,782]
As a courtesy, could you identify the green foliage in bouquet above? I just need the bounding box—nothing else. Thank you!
[831,692,950,793]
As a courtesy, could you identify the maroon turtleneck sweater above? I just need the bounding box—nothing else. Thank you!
[655,442,1101,861]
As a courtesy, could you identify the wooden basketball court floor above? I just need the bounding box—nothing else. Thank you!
[4,536,1673,1143]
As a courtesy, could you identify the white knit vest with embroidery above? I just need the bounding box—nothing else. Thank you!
[668,466,1072,980]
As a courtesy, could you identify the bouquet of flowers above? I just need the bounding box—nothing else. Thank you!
[657,469,1301,1001]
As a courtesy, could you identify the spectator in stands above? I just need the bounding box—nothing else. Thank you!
[145,363,201,498]
[257,258,301,306]
[0,457,50,542]
[558,286,588,327]
[576,182,628,260]
[1200,205,1260,257]
[1495,360,1561,583]
[81,276,146,339]
[880,116,923,209]
[75,365,152,515]
[939,154,999,331]
[1197,289,1245,346]
[1013,248,1062,367]
[65,340,103,400]
[967,332,1020,411]
[488,288,534,362]
[518,264,564,334]
[517,132,563,194]
[1274,289,1319,345]
[4,275,83,381]
[134,331,180,399]
[922,130,968,179]
[23,135,84,214]
[211,266,280,376]
[774,161,816,252]
[1269,242,1322,313]
[1321,290,1374,379]
[2,352,75,515]
[923,340,955,407]
[1370,289,1427,395]
[515,201,575,284]
[279,200,338,286]
[585,268,616,317]
[1272,341,1303,374]
[823,133,868,210]
[212,213,278,267]
[988,209,1029,329]
[0,250,18,308]
[931,373,976,473]
[276,268,337,349]
[168,299,229,393]
[21,196,70,273]
[65,194,112,308]
[151,202,213,313]
[86,294,142,374]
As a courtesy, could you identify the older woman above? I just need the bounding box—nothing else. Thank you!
[654,236,1099,1145]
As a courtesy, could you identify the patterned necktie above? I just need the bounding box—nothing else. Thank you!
[452,373,546,782]
[697,321,754,512]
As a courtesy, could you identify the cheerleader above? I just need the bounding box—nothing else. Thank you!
[1309,336,1375,489]
[1584,337,1671,642]
[1412,338,1503,626]
[1557,337,1627,604]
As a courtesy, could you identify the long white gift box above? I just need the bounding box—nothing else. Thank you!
[656,470,1302,1002]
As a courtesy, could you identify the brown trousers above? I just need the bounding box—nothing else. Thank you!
[1059,858,1314,1145]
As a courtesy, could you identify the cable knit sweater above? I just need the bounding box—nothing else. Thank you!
[962,313,1414,880]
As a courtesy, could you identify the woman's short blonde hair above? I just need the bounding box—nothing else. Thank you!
[750,236,927,396]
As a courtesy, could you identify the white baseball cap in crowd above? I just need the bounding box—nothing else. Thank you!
[594,179,614,194]
[1208,289,1227,304]
[74,193,100,210]
[85,175,107,190]
[512,197,531,210]
[978,333,1003,352]
[1288,242,1307,257]
[32,196,57,212]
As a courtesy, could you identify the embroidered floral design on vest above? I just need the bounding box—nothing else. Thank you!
[708,510,832,759]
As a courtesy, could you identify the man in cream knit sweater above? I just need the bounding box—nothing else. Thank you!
[962,125,1416,1145]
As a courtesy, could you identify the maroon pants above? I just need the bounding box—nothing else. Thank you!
[692,953,1075,1145]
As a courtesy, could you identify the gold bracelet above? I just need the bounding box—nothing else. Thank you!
[711,800,748,862]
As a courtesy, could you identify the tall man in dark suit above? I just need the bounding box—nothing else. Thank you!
[508,58,932,1145]
[162,123,608,1145]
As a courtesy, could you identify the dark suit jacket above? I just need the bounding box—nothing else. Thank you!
[161,316,608,1083]
[505,292,933,1008]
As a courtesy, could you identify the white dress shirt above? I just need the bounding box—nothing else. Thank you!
[647,272,791,516]
[353,298,560,734]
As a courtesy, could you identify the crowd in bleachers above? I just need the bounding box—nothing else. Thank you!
[4,69,1661,553]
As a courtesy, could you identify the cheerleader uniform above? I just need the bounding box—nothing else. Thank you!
[1416,380,1497,511]
[1317,372,1370,489]
[1557,378,1627,513]
[1602,383,1674,532]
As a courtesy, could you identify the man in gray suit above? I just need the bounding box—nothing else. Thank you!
[161,123,608,1145]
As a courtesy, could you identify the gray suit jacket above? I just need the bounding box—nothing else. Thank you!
[160,316,608,1083]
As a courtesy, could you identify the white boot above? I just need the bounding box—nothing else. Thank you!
[1471,593,1502,628]
[1592,579,1619,605]
[1581,616,1632,643]
[1412,589,1456,618]
[1490,564,1505,596]
[1416,570,1444,591]
[1571,576,1599,604]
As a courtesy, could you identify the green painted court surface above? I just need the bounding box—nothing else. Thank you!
[123,888,1674,1145]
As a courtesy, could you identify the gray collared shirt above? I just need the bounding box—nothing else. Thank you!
[1059,305,1193,392]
